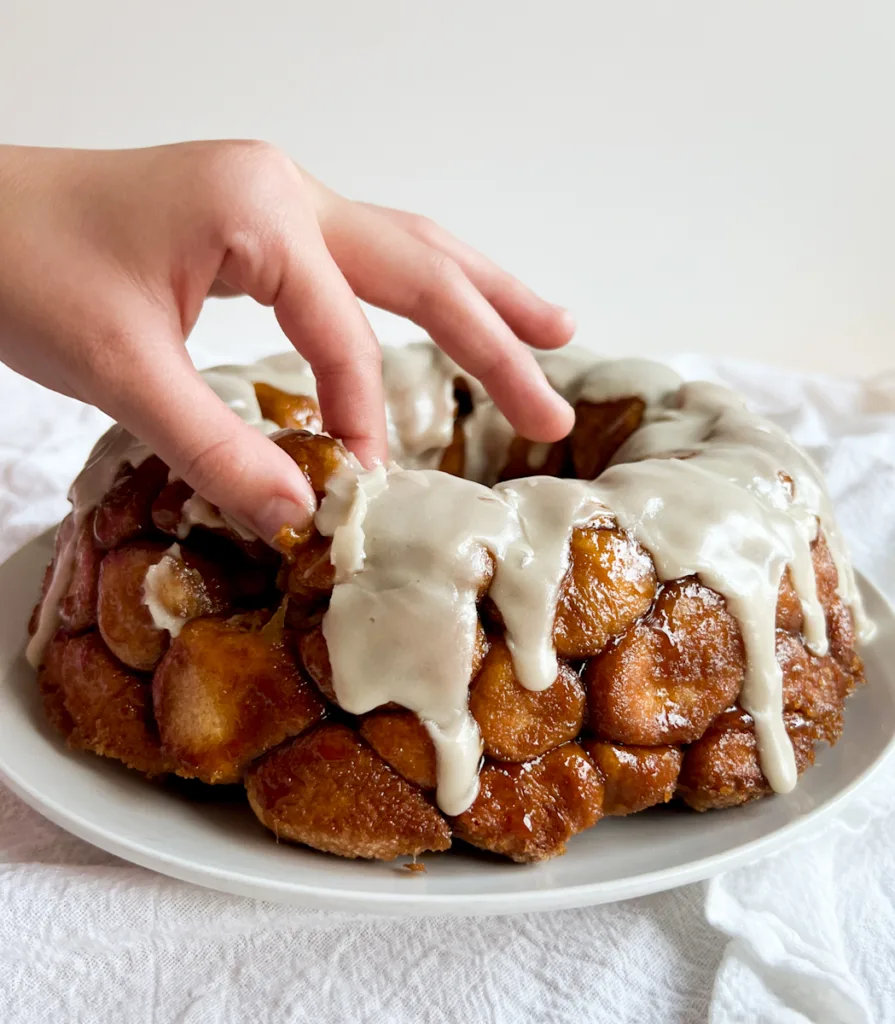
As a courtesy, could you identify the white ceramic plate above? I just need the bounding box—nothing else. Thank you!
[2,532,894,917]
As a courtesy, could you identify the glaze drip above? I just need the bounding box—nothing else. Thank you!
[29,341,871,817]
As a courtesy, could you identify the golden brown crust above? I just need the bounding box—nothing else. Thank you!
[246,723,451,859]
[582,740,682,815]
[437,420,466,477]
[812,532,857,661]
[41,631,173,775]
[452,742,603,862]
[282,536,335,597]
[499,437,568,482]
[37,630,77,736]
[677,708,817,812]
[776,568,804,633]
[253,382,323,433]
[469,636,585,762]
[778,630,858,745]
[94,456,169,549]
[27,383,870,864]
[554,526,657,658]
[584,579,746,746]
[360,710,437,790]
[97,542,172,670]
[58,511,103,633]
[296,624,338,702]
[569,397,645,480]
[272,430,349,500]
[153,614,326,784]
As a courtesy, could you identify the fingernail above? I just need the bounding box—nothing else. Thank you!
[553,306,576,336]
[257,494,317,548]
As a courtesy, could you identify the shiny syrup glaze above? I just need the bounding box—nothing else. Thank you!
[28,342,872,815]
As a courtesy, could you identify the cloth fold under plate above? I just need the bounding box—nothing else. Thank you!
[0,346,893,1024]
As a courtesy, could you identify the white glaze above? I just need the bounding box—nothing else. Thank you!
[142,543,190,638]
[32,340,871,817]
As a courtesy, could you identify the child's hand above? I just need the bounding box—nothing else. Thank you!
[0,141,575,542]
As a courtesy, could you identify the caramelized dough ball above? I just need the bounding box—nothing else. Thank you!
[272,430,349,499]
[282,535,335,597]
[298,620,489,707]
[58,511,103,633]
[570,397,645,480]
[776,568,803,633]
[297,624,338,702]
[582,740,682,815]
[677,708,817,812]
[452,743,603,863]
[499,436,568,482]
[437,420,466,478]
[554,526,657,658]
[150,479,194,535]
[360,710,437,790]
[93,456,169,549]
[585,579,745,746]
[98,542,232,671]
[153,614,326,784]
[811,531,857,660]
[469,637,585,762]
[246,723,451,860]
[39,631,172,775]
[253,382,323,433]
[778,630,860,746]
[37,630,76,736]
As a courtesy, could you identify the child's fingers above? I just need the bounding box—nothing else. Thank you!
[211,157,388,469]
[97,337,317,545]
[318,198,574,443]
[359,202,576,352]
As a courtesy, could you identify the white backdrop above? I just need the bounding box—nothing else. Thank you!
[2,1,892,375]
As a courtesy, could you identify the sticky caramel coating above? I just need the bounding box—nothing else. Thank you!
[360,710,437,790]
[452,742,603,863]
[282,535,335,598]
[469,636,585,762]
[811,532,857,661]
[253,382,323,433]
[272,429,349,500]
[37,630,76,736]
[569,397,646,480]
[437,420,466,478]
[93,456,169,549]
[582,740,682,816]
[776,567,803,633]
[57,510,103,633]
[38,631,172,775]
[296,624,338,702]
[153,614,326,784]
[778,630,859,746]
[150,479,195,535]
[677,708,817,812]
[585,579,746,746]
[298,619,490,708]
[97,542,170,670]
[246,723,451,859]
[554,526,658,659]
[499,436,568,482]
[97,542,233,671]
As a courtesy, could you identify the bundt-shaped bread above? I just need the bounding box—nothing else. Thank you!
[27,345,870,863]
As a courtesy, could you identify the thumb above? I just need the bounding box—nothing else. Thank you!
[101,341,317,544]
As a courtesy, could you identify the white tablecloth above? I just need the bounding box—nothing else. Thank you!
[1,338,894,1023]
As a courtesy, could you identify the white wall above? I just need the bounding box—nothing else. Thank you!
[2,0,892,374]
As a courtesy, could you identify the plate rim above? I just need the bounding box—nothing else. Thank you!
[2,533,894,916]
